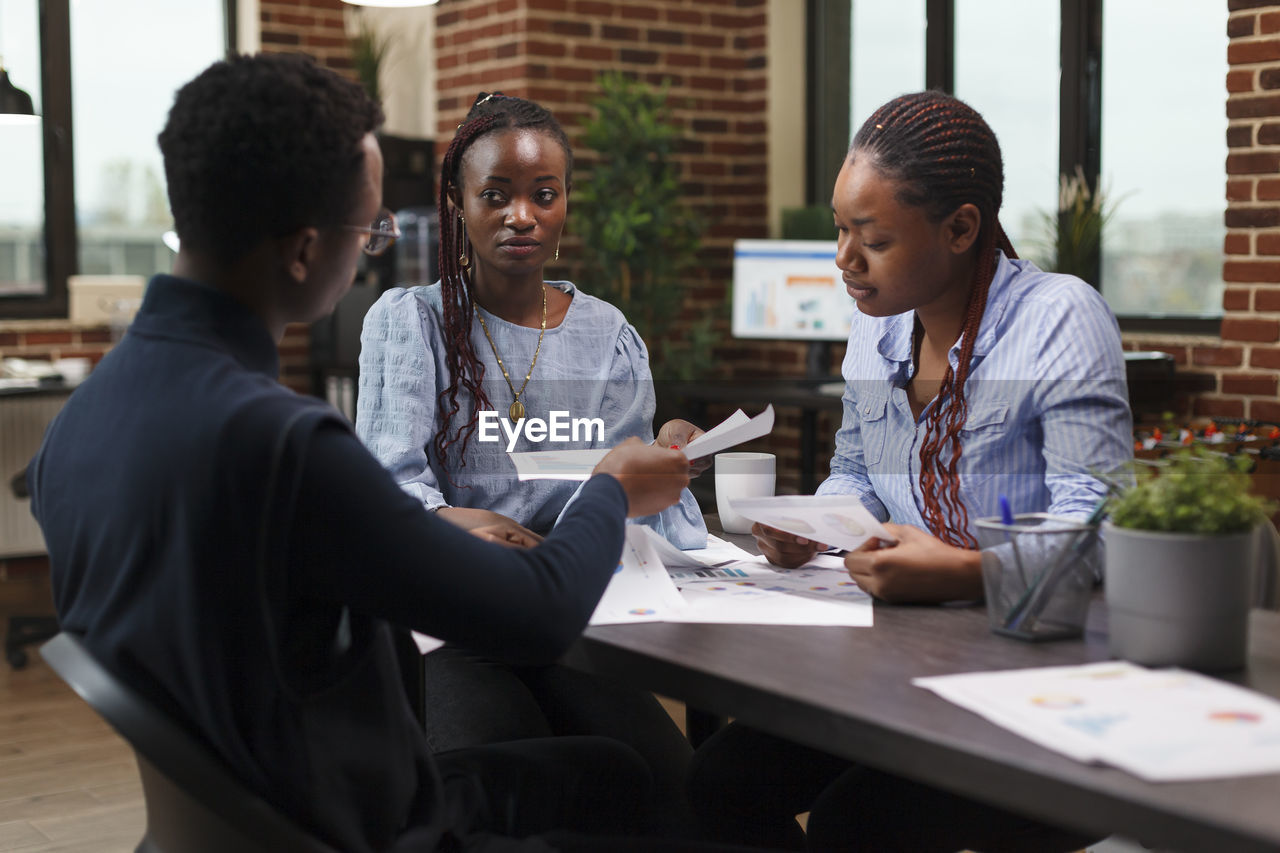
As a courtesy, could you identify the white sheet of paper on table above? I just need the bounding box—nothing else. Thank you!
[727,494,896,552]
[914,661,1280,781]
[507,406,775,481]
[587,526,689,625]
[645,525,873,626]
[673,555,873,626]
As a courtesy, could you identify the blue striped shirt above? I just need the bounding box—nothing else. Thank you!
[816,253,1133,541]
[356,280,707,549]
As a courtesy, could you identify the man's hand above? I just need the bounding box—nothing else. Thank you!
[751,522,829,569]
[436,507,543,549]
[593,437,691,518]
[843,522,982,603]
[656,418,712,476]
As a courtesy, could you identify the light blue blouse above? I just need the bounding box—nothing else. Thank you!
[356,281,707,549]
[817,253,1133,541]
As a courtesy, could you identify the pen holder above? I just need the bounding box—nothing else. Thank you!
[975,513,1100,642]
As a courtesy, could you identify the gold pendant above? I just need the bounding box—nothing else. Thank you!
[509,399,525,421]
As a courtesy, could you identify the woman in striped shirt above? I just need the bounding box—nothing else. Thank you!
[690,91,1124,851]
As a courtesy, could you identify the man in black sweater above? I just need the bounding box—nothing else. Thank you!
[29,53,705,852]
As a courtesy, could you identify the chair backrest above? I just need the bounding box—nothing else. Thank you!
[40,632,340,853]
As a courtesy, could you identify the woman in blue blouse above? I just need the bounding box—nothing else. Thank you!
[357,93,704,836]
[689,92,1126,850]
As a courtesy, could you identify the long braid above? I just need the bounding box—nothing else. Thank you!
[851,91,1017,549]
[431,93,574,474]
[433,113,501,472]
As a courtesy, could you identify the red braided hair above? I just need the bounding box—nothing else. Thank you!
[431,93,574,473]
[850,91,1017,549]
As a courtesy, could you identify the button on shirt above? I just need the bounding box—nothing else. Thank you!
[816,253,1133,542]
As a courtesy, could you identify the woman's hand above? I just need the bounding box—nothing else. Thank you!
[436,507,543,549]
[751,522,829,569]
[593,437,691,517]
[843,523,983,603]
[656,419,712,477]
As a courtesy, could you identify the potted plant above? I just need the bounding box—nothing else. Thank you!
[1104,448,1276,670]
[574,72,711,380]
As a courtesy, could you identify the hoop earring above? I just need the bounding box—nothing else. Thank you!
[458,214,470,268]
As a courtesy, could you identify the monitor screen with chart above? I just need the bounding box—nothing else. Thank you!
[731,239,854,342]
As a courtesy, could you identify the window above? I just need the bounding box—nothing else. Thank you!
[826,0,1225,329]
[0,0,45,300]
[849,0,925,134]
[1100,0,1227,319]
[953,0,1059,252]
[0,0,230,318]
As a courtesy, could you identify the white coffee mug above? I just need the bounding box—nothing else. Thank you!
[715,452,776,535]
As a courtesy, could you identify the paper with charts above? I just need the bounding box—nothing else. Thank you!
[914,661,1280,781]
[726,494,896,552]
[509,406,775,481]
[590,527,873,627]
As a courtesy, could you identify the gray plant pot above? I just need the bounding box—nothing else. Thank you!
[1104,522,1256,671]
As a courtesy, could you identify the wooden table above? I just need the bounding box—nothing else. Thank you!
[563,528,1280,852]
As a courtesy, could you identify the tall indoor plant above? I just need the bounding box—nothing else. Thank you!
[574,72,710,380]
[1033,165,1119,285]
[1105,449,1275,670]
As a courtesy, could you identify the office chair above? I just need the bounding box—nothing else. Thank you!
[5,465,59,669]
[40,632,340,853]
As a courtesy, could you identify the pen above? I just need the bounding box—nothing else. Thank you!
[1003,494,1111,632]
[998,494,1014,527]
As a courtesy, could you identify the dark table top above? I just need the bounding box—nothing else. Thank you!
[564,525,1280,852]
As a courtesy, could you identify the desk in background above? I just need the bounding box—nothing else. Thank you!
[661,351,1177,497]
[563,523,1280,853]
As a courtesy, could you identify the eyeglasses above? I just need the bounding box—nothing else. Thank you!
[341,208,401,256]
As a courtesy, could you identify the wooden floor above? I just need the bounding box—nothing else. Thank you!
[0,654,144,852]
[0,652,690,853]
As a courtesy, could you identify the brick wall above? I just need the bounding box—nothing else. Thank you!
[431,0,831,489]
[1127,1,1280,424]
[260,0,360,394]
[0,325,115,368]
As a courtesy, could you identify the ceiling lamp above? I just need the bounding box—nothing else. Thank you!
[341,0,439,6]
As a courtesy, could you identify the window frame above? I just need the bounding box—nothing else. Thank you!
[812,0,1222,335]
[0,0,236,320]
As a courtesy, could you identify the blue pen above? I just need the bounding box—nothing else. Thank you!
[998,494,1014,527]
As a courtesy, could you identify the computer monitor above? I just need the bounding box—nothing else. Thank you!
[731,239,853,343]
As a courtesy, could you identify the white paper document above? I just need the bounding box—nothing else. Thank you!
[914,661,1280,781]
[588,527,690,625]
[508,406,776,481]
[727,494,896,552]
[674,553,873,626]
[679,405,774,460]
[506,448,609,482]
[595,528,874,627]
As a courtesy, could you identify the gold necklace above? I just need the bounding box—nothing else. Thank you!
[474,284,547,422]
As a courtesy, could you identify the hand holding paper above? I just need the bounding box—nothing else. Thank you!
[509,406,776,481]
[727,494,896,552]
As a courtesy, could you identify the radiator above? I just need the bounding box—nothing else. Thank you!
[0,393,69,558]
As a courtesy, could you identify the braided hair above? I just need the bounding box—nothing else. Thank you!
[433,92,574,472]
[849,91,1017,549]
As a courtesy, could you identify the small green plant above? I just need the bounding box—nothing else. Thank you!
[575,72,709,380]
[1109,448,1275,535]
[349,16,391,105]
[1033,165,1120,283]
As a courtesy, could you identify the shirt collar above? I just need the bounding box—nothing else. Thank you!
[130,275,281,378]
[873,249,1018,367]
